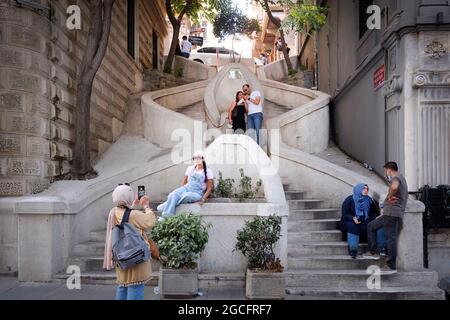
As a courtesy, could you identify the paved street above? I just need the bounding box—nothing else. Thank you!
[0,276,339,300]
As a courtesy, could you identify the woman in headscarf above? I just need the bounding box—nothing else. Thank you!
[157,150,214,221]
[340,183,387,259]
[103,183,156,300]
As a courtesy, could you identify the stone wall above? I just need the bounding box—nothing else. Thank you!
[0,0,166,196]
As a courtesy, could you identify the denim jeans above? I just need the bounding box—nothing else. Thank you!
[247,112,263,145]
[348,229,386,252]
[157,186,202,217]
[115,284,145,300]
[181,52,190,59]
[367,215,401,269]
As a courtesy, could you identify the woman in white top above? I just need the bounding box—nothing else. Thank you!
[157,151,213,220]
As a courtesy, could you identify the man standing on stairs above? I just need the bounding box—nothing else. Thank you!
[363,162,409,273]
[243,84,263,146]
[181,36,192,59]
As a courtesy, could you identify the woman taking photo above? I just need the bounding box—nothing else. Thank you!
[157,150,214,220]
[228,91,247,133]
[103,184,156,300]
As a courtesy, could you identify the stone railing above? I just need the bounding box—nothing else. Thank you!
[140,81,209,148]
[170,55,217,81]
[265,79,331,154]
[256,56,300,81]
[12,134,288,281]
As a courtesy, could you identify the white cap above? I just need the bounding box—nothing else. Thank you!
[193,150,205,158]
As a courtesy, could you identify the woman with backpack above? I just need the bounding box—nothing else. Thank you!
[103,184,156,300]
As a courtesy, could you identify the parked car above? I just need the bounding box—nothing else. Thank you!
[189,47,241,65]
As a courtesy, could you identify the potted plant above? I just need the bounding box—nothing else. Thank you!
[235,215,285,300]
[150,212,211,297]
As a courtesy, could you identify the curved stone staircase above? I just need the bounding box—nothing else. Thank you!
[282,181,444,300]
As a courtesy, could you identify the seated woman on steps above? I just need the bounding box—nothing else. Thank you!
[340,183,387,259]
[157,150,214,221]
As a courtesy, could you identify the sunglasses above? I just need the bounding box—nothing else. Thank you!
[118,183,130,186]
[192,157,203,160]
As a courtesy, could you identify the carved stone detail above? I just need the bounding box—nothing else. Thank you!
[425,41,447,60]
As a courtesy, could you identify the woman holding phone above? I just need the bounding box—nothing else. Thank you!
[228,91,247,133]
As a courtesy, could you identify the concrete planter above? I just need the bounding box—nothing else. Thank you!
[246,269,285,300]
[159,268,198,297]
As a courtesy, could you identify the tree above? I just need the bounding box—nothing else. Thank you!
[72,0,115,179]
[164,0,221,73]
[212,3,260,61]
[256,0,327,75]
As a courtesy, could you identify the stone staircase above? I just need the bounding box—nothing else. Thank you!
[54,203,162,286]
[143,69,194,91]
[283,183,445,300]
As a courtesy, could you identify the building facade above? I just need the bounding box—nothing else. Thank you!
[0,0,167,197]
[310,0,450,280]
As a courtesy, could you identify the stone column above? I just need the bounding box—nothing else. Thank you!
[16,199,71,282]
[397,199,426,271]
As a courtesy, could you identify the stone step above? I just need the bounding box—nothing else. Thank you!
[72,241,105,256]
[54,271,158,286]
[286,287,445,300]
[288,230,343,242]
[288,242,367,256]
[68,256,162,273]
[54,271,246,289]
[289,209,341,220]
[89,230,106,242]
[288,219,340,232]
[284,191,307,200]
[288,199,325,210]
[288,255,384,270]
[285,270,440,289]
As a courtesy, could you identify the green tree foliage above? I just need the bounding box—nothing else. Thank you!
[281,0,328,36]
[212,3,260,40]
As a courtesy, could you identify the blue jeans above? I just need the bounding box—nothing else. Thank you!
[181,52,190,58]
[115,284,145,300]
[247,112,263,145]
[348,229,386,252]
[157,186,202,217]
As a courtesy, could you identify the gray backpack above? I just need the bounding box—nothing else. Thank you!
[112,207,150,270]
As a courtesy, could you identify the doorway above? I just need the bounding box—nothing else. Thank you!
[152,30,158,69]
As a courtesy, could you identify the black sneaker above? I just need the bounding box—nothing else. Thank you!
[380,248,388,257]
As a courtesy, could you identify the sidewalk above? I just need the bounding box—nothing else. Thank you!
[0,276,332,300]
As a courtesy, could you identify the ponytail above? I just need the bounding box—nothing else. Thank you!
[203,160,208,183]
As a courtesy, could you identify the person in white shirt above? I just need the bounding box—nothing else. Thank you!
[180,36,192,59]
[243,84,263,145]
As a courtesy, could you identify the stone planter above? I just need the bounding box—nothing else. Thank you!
[159,268,198,297]
[246,269,285,300]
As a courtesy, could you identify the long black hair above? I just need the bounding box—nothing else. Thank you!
[235,91,244,103]
[202,159,208,183]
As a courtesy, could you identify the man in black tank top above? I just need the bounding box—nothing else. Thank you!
[363,162,408,272]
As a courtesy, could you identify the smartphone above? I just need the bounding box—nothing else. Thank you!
[138,185,146,200]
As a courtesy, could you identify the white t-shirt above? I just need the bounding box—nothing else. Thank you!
[181,40,192,53]
[247,91,263,115]
[185,165,214,191]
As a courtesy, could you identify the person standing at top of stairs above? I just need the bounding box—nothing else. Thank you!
[243,84,263,146]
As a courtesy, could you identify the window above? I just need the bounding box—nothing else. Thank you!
[127,0,135,58]
[359,0,373,39]
[201,47,217,54]
[197,48,205,53]
[219,48,230,54]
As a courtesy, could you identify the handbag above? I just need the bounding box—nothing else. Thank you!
[148,238,160,260]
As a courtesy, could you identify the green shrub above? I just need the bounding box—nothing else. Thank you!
[149,213,211,269]
[212,171,235,198]
[174,67,184,78]
[235,168,262,202]
[163,65,172,74]
[234,215,284,272]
